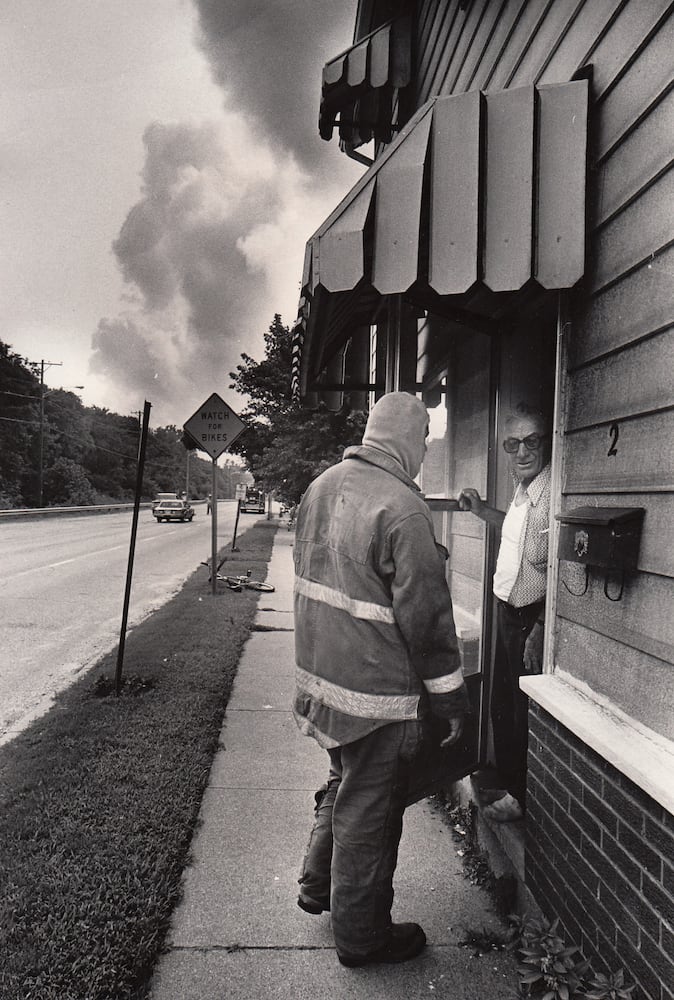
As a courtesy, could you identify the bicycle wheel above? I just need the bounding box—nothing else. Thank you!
[247,581,275,592]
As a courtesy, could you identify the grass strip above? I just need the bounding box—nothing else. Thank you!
[0,520,279,1000]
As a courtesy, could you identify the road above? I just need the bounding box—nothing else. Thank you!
[0,502,257,745]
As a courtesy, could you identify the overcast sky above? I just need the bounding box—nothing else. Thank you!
[0,0,363,426]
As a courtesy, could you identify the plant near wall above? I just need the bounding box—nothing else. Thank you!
[583,970,637,999]
[508,914,636,1000]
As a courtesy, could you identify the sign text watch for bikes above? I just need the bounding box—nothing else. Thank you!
[184,393,246,460]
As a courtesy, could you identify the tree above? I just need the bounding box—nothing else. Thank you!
[229,315,367,503]
[0,342,40,506]
[43,458,97,506]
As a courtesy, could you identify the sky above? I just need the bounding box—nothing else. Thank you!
[0,0,363,427]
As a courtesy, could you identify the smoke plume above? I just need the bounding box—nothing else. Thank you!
[90,1,361,427]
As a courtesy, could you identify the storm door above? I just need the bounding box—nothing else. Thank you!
[407,320,495,802]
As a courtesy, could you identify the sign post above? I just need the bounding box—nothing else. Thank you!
[232,482,247,552]
[184,393,246,595]
[116,399,152,694]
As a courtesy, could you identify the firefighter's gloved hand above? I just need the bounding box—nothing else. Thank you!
[428,685,469,746]
[440,716,464,747]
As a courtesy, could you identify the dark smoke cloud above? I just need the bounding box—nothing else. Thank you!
[90,119,281,416]
[90,2,362,426]
[192,0,357,172]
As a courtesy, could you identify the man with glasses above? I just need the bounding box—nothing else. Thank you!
[458,403,551,822]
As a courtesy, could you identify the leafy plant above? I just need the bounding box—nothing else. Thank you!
[509,914,637,1000]
[516,916,589,998]
[583,969,636,999]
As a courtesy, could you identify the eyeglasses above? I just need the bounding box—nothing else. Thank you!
[502,434,547,454]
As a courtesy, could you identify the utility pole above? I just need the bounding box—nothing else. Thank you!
[37,359,62,507]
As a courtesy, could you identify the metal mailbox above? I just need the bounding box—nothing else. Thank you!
[555,506,645,573]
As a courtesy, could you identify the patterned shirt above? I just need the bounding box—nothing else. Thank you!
[499,463,551,609]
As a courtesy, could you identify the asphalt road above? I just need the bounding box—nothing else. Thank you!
[0,502,257,745]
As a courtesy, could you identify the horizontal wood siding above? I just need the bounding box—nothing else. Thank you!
[534,0,625,87]
[506,0,586,88]
[566,330,674,429]
[582,0,673,99]
[593,89,674,229]
[563,409,674,494]
[586,168,674,296]
[556,570,674,667]
[594,10,674,159]
[554,619,674,740]
[569,250,674,369]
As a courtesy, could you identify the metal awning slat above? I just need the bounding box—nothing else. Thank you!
[429,89,481,295]
[318,178,376,292]
[483,85,535,292]
[369,22,391,89]
[536,80,588,288]
[347,38,369,88]
[372,108,433,294]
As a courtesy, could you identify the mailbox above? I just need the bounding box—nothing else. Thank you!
[555,506,645,601]
[556,506,644,571]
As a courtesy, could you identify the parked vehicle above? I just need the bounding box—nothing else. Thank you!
[153,499,194,522]
[152,492,178,512]
[240,487,265,514]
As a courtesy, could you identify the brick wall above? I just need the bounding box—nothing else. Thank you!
[526,704,674,1000]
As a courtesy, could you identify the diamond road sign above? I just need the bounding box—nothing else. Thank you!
[184,393,246,460]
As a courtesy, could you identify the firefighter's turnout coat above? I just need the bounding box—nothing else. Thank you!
[293,438,468,750]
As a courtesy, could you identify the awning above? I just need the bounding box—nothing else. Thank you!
[319,15,411,147]
[294,79,588,400]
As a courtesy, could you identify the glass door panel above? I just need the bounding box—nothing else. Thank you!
[410,324,493,801]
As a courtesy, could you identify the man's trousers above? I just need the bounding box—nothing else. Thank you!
[491,598,543,808]
[298,719,422,957]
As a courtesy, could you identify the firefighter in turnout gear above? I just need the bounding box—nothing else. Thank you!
[293,392,469,967]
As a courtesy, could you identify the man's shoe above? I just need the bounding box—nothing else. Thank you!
[479,787,508,805]
[482,792,524,822]
[337,922,427,967]
[297,892,330,914]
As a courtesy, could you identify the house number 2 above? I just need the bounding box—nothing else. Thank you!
[607,422,619,456]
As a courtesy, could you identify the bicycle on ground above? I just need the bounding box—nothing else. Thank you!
[201,558,275,592]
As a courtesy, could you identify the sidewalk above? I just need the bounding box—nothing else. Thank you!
[149,530,516,1000]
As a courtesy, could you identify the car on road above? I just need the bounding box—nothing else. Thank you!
[153,499,194,522]
[240,487,265,514]
[152,492,178,512]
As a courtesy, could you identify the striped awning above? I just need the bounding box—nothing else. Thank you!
[319,15,411,147]
[293,79,588,401]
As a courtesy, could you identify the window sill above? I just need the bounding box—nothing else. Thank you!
[520,671,674,815]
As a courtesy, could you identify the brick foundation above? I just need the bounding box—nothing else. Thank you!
[526,705,674,1000]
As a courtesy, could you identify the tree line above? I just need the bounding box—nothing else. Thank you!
[0,340,245,509]
[1,316,367,509]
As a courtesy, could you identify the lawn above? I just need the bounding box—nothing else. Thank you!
[0,520,278,1000]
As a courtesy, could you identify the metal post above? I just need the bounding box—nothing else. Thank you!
[38,361,45,508]
[211,457,218,596]
[115,400,151,695]
[36,358,63,507]
[231,499,241,551]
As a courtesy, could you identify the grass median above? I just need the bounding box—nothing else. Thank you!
[0,519,279,1000]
